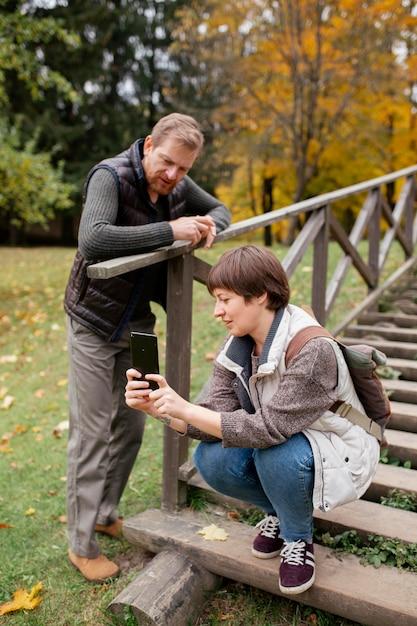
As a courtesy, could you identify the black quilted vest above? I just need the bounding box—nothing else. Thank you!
[64,139,188,341]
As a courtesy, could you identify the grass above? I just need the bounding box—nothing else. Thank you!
[0,240,410,625]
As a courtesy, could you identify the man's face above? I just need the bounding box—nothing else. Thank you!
[142,135,198,197]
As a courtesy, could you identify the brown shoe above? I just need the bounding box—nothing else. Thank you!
[68,549,120,582]
[95,517,123,539]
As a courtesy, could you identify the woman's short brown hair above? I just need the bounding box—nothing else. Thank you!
[207,245,290,311]
[151,113,204,154]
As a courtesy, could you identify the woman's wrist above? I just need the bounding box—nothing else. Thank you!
[156,414,187,435]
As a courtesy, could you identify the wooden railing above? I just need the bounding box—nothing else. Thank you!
[88,165,417,511]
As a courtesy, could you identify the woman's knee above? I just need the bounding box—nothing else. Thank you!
[253,434,314,478]
[194,443,254,490]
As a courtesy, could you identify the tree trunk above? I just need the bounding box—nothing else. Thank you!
[262,176,274,246]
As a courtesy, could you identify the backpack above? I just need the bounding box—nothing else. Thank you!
[285,326,391,443]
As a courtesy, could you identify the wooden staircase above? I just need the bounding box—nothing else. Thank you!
[121,270,417,626]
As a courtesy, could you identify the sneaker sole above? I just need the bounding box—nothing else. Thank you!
[279,573,315,595]
[251,548,281,559]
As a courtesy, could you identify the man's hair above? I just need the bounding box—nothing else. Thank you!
[151,113,204,154]
[207,245,290,311]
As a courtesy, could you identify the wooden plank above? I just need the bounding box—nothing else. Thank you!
[342,337,417,360]
[385,357,417,381]
[187,472,417,543]
[385,429,417,467]
[314,498,417,544]
[389,401,417,432]
[382,378,417,403]
[329,212,375,287]
[365,463,417,501]
[379,177,414,268]
[123,508,417,626]
[281,209,325,279]
[331,256,417,336]
[87,241,191,279]
[380,194,412,256]
[346,324,417,343]
[368,191,381,293]
[193,255,212,285]
[312,206,329,324]
[162,253,193,510]
[326,189,379,316]
[358,312,417,328]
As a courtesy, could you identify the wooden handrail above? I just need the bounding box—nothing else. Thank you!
[87,164,417,280]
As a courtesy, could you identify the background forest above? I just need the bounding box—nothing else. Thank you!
[0,0,416,243]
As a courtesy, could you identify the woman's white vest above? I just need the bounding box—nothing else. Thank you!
[217,304,380,512]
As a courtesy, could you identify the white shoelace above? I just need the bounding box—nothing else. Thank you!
[280,540,314,567]
[255,515,279,539]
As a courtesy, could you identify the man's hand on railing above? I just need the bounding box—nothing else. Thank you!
[169,215,217,248]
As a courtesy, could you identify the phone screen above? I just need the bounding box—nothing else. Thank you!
[130,332,160,391]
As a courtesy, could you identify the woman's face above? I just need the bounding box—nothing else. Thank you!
[212,288,265,337]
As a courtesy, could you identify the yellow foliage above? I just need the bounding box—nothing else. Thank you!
[197,524,229,541]
[0,582,43,615]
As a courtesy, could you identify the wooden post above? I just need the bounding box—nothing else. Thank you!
[162,253,193,511]
[312,205,329,325]
[368,188,381,299]
[404,175,415,256]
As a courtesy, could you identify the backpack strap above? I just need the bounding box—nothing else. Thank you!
[285,326,333,368]
[285,326,383,443]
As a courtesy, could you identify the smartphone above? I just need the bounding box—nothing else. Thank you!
[130,332,160,391]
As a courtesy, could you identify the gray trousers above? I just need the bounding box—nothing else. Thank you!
[66,315,154,557]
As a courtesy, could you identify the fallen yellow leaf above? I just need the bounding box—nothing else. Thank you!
[0,523,13,529]
[0,582,43,615]
[13,424,28,435]
[197,524,229,541]
[31,426,42,433]
[52,420,69,438]
[34,389,45,399]
[0,355,17,364]
[56,378,67,387]
[25,507,36,516]
[1,395,15,410]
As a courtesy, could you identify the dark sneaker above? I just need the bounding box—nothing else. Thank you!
[251,515,283,559]
[279,540,315,594]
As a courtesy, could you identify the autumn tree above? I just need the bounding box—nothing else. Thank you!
[172,0,417,242]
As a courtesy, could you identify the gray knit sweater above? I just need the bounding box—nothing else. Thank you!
[188,338,339,448]
[79,169,231,260]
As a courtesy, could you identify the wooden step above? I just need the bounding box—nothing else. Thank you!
[385,429,417,467]
[123,508,417,626]
[314,499,417,544]
[188,470,417,541]
[394,300,417,315]
[342,336,417,359]
[382,378,417,403]
[389,401,417,432]
[346,324,417,343]
[364,463,417,501]
[358,312,417,328]
[385,357,417,381]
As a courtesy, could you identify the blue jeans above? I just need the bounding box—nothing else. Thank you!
[194,433,315,542]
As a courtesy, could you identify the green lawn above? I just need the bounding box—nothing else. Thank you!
[0,241,407,626]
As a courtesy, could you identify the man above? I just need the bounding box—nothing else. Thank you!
[64,113,231,582]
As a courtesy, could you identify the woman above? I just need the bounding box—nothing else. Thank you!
[125,245,380,595]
